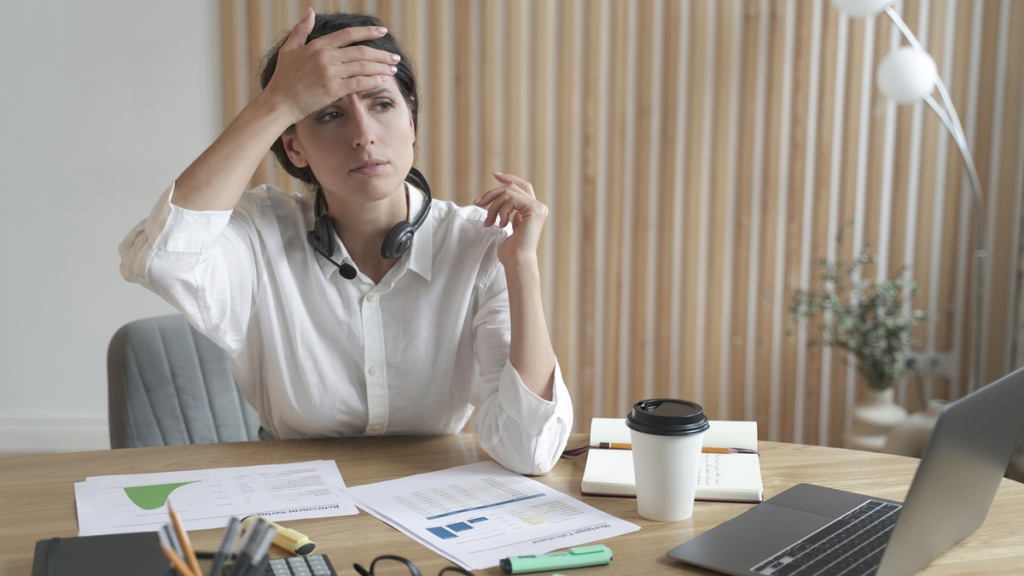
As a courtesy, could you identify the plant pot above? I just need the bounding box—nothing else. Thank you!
[882,399,950,457]
[842,387,908,452]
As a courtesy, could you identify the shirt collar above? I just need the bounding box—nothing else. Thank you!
[406,182,433,282]
[312,182,433,282]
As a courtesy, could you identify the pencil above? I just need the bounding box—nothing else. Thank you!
[168,501,203,576]
[159,528,198,576]
[596,442,758,455]
[598,442,633,450]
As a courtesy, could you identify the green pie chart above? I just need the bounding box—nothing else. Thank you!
[123,481,199,510]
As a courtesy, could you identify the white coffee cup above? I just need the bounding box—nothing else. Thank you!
[626,399,709,522]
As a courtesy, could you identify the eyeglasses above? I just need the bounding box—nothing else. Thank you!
[353,554,474,576]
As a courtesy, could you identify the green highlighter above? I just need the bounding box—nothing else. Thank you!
[498,545,613,574]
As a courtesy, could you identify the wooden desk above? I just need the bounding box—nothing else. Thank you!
[2,434,1023,575]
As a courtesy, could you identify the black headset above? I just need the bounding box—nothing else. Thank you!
[306,167,433,280]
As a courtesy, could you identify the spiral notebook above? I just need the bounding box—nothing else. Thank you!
[581,419,763,503]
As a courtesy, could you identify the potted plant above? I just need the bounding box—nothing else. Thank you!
[790,222,935,451]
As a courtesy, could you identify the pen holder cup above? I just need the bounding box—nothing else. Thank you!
[194,552,251,576]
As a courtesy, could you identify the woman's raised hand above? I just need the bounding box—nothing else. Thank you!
[262,8,400,124]
[475,173,549,267]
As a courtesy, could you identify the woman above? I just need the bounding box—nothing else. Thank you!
[118,10,572,475]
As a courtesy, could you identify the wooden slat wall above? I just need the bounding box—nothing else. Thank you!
[220,0,1024,446]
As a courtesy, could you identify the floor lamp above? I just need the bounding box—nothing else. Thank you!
[831,0,986,395]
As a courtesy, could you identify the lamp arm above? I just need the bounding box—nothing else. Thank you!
[933,76,969,151]
[925,92,986,392]
[923,95,957,137]
[885,4,987,392]
[885,6,924,51]
[922,96,984,221]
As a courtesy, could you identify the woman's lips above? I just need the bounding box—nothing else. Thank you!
[350,159,388,176]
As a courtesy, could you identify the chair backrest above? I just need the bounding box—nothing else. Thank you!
[107,315,260,448]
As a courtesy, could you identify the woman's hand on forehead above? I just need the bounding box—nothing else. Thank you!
[262,8,402,125]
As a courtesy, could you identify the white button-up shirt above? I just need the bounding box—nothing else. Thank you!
[119,182,572,475]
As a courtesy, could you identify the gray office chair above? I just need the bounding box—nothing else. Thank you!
[107,315,260,448]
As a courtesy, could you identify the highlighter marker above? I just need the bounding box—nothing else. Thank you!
[499,545,613,574]
[242,515,317,555]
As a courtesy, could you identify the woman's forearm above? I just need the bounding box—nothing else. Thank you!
[172,93,294,211]
[504,255,556,401]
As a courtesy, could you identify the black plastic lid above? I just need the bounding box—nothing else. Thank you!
[625,399,710,436]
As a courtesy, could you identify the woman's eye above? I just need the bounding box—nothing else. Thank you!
[374,100,394,111]
[317,111,340,123]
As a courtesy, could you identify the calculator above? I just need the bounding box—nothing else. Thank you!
[267,554,337,576]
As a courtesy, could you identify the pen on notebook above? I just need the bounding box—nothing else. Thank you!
[208,517,242,576]
[169,501,204,576]
[158,528,198,576]
[596,442,759,455]
[701,447,760,455]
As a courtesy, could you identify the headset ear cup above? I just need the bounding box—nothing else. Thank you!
[381,222,415,259]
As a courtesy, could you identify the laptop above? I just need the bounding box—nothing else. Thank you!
[667,365,1024,576]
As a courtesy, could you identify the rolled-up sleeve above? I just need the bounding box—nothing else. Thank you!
[470,258,573,476]
[118,182,259,353]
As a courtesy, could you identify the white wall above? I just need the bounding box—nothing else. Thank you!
[0,1,221,451]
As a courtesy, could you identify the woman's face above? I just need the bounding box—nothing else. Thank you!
[283,76,415,205]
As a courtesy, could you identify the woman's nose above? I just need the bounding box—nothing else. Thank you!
[350,111,375,148]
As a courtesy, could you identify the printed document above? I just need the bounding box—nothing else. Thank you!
[74,460,357,536]
[344,461,640,570]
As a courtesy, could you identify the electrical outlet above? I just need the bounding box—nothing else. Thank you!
[902,350,952,377]
[903,352,921,372]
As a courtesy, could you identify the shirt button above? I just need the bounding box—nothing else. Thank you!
[371,426,382,433]
[366,294,376,302]
[369,365,381,376]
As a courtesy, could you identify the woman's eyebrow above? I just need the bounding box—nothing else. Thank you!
[323,86,393,108]
[357,86,393,99]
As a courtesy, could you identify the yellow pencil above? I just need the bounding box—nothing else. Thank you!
[598,442,633,450]
[168,501,203,576]
[597,442,751,454]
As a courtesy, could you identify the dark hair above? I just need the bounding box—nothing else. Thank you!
[259,12,419,188]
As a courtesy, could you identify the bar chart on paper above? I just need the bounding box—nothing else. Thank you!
[394,477,603,544]
[345,462,640,570]
[73,461,358,536]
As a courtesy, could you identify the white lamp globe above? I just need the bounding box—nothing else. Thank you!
[876,47,938,104]
[829,0,895,18]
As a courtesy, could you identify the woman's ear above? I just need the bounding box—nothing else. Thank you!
[281,131,310,168]
[409,113,416,144]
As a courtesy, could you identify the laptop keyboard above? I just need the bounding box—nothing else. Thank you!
[750,500,902,576]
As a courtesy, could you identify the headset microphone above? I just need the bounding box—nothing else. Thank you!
[309,243,357,279]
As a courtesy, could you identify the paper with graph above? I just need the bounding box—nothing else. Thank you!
[344,461,639,570]
[74,460,357,536]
